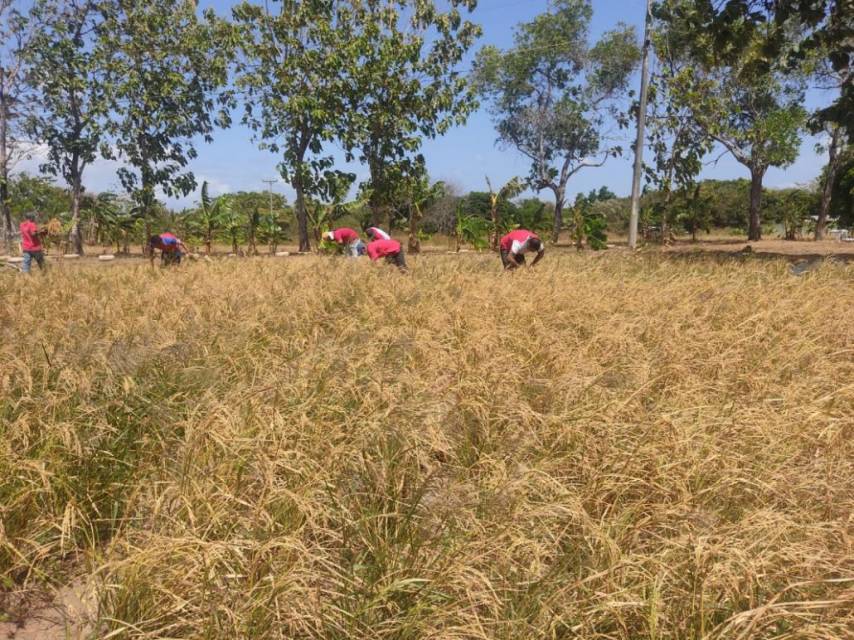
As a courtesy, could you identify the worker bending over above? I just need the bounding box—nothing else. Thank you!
[366,238,407,271]
[148,232,189,266]
[500,229,544,270]
[323,228,366,257]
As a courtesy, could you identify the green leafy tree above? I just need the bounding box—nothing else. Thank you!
[485,176,524,250]
[667,1,850,136]
[826,145,853,228]
[660,0,809,241]
[101,0,231,248]
[676,183,713,242]
[232,0,355,253]
[1,0,37,253]
[339,0,481,229]
[25,0,112,255]
[475,0,640,242]
[642,22,713,243]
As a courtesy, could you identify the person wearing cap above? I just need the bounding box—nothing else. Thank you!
[147,232,189,266]
[323,227,366,257]
[366,238,407,271]
[364,225,391,241]
[19,212,47,273]
[499,229,545,270]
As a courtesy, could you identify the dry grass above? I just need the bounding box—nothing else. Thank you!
[1,253,852,639]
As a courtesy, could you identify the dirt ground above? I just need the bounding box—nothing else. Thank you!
[0,581,94,640]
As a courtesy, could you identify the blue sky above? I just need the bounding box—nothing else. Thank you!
[17,0,835,208]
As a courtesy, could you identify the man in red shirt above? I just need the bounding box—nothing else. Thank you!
[323,227,365,257]
[19,212,46,273]
[147,232,188,266]
[366,238,407,271]
[499,229,545,270]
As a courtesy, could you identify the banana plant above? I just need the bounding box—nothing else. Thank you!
[257,212,286,254]
[405,177,445,254]
[92,192,143,254]
[486,176,524,250]
[193,181,233,255]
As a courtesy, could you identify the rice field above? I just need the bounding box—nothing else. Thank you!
[1,253,852,639]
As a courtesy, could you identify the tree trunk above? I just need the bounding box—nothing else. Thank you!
[661,188,673,244]
[294,174,310,253]
[408,203,421,254]
[490,199,499,251]
[248,217,257,255]
[205,230,212,255]
[69,170,85,255]
[816,127,843,241]
[551,189,565,244]
[0,66,13,255]
[748,167,764,242]
[231,233,238,255]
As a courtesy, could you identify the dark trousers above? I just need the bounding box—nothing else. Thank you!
[500,249,524,269]
[386,250,407,270]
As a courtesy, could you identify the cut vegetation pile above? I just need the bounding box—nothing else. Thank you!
[1,254,852,639]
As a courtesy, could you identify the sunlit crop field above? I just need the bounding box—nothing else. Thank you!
[1,253,852,639]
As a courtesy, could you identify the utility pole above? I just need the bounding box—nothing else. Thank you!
[262,178,276,218]
[628,0,653,250]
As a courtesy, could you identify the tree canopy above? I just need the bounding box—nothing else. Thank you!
[475,0,640,242]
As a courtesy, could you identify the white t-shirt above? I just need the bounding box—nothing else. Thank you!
[511,238,542,255]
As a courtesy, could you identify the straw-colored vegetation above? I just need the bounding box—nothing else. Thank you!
[1,254,852,639]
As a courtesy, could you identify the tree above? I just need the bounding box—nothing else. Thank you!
[485,176,524,250]
[101,0,231,249]
[659,0,808,241]
[305,172,356,246]
[826,144,853,228]
[403,172,445,254]
[642,23,712,243]
[809,44,850,239]
[475,0,640,242]
[676,183,713,242]
[338,0,481,229]
[258,211,287,254]
[569,191,609,249]
[218,199,243,255]
[0,0,37,254]
[25,0,112,255]
[90,191,143,254]
[232,1,357,253]
[667,1,851,137]
[193,181,232,255]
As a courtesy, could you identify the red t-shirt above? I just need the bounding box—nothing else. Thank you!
[20,220,42,251]
[366,239,401,261]
[151,233,181,252]
[366,226,391,240]
[332,228,359,244]
[500,229,540,254]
